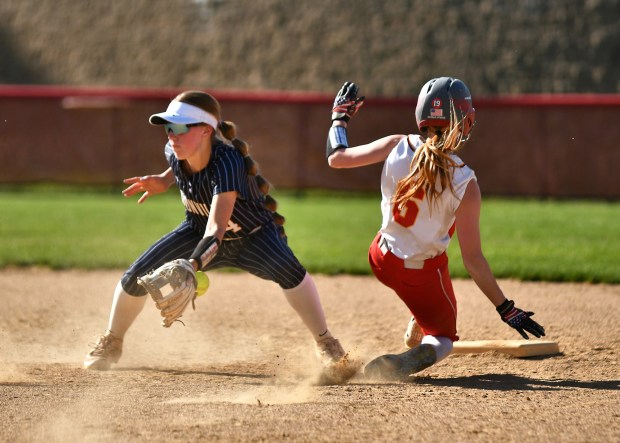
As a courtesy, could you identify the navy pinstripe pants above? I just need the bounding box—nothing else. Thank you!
[121,220,307,295]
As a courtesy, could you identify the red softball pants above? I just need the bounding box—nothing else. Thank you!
[368,232,459,342]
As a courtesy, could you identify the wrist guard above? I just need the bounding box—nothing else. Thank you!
[496,299,516,319]
[190,236,220,270]
[326,125,349,158]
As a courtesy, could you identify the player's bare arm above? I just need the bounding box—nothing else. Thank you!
[122,168,175,204]
[456,179,545,339]
[188,191,237,272]
[328,129,405,169]
[455,179,506,307]
[205,191,237,240]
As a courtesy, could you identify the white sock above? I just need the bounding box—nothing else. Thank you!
[421,335,453,362]
[106,281,147,340]
[282,273,332,341]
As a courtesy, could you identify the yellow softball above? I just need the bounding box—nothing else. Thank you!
[195,271,210,297]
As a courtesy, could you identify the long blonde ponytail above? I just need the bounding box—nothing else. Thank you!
[392,113,467,212]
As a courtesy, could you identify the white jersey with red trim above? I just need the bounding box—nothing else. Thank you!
[379,134,477,261]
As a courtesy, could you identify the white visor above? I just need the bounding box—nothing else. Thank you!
[149,101,219,129]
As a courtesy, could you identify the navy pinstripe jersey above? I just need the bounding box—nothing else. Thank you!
[165,141,273,238]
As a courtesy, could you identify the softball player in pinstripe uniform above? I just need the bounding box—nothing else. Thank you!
[85,91,353,381]
[326,79,545,380]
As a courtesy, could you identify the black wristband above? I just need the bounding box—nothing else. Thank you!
[496,299,515,316]
[189,236,220,270]
[326,125,349,158]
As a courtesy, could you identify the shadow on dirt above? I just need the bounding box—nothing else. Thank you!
[412,374,620,391]
[114,366,273,380]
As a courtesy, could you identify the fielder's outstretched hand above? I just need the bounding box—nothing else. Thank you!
[332,81,365,122]
[123,173,173,204]
[497,299,546,339]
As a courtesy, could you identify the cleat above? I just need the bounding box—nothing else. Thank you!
[404,317,424,349]
[363,354,402,381]
[364,344,437,381]
[315,337,361,385]
[315,337,346,365]
[83,333,123,370]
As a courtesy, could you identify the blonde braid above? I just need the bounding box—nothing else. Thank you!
[218,120,286,236]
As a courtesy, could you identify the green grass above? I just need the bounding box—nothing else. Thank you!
[447,199,620,283]
[0,186,618,283]
[0,185,184,269]
[277,190,382,275]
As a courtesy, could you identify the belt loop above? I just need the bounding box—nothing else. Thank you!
[379,236,389,255]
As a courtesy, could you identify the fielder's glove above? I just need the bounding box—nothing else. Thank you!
[332,81,365,122]
[138,259,207,328]
[497,299,546,339]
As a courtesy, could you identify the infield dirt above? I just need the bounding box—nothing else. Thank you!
[1,269,618,442]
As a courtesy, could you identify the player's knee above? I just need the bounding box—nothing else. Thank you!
[273,264,307,289]
[121,271,148,296]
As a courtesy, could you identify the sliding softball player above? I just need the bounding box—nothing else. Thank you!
[326,79,545,381]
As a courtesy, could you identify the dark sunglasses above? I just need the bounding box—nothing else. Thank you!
[164,123,202,135]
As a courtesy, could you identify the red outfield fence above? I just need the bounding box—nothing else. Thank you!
[0,85,618,199]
